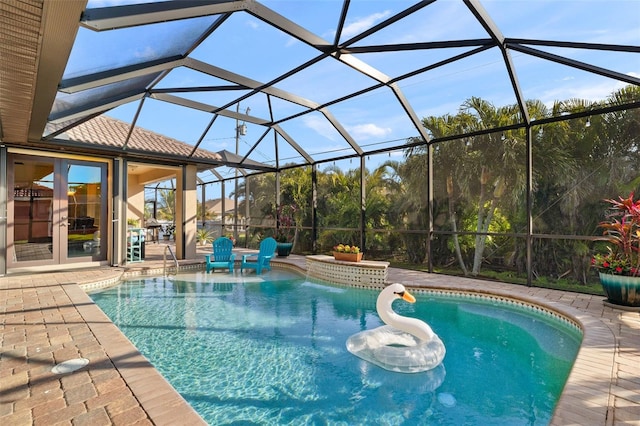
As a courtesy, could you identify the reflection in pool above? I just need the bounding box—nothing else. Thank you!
[90,270,581,425]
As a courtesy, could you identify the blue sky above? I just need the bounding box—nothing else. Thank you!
[74,0,639,176]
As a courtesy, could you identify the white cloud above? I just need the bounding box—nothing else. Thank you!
[303,116,392,142]
[302,116,338,141]
[134,45,158,60]
[539,79,630,107]
[325,10,392,40]
[347,123,392,140]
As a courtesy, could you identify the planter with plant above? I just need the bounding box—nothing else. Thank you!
[332,244,363,262]
[197,228,215,246]
[592,192,640,307]
[275,204,297,257]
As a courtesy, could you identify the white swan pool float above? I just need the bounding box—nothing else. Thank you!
[346,283,446,373]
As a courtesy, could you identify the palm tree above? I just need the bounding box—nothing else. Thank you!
[237,172,276,243]
[278,166,313,250]
[317,165,362,248]
[408,97,527,275]
[157,189,175,221]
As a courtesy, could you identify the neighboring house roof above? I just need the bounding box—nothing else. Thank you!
[60,115,222,162]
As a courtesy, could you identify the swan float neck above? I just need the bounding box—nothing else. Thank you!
[346,283,446,373]
[376,285,435,341]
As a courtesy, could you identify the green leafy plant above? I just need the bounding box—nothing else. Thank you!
[197,228,214,245]
[592,192,640,276]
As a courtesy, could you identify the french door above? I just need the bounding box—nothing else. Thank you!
[8,154,107,268]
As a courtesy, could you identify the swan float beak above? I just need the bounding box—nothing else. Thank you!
[398,290,416,303]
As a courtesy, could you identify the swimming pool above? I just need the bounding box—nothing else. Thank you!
[89,270,581,425]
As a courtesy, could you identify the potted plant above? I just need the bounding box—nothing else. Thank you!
[332,244,363,262]
[275,204,297,257]
[592,192,640,307]
[197,228,214,246]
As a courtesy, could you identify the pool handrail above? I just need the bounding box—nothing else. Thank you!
[164,244,178,276]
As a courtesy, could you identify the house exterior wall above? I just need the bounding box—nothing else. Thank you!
[127,173,146,227]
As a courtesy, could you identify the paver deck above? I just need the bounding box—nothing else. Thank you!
[1,244,638,425]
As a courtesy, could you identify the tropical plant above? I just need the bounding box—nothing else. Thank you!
[197,228,215,245]
[276,203,297,243]
[333,244,360,254]
[157,188,176,221]
[416,98,526,276]
[592,192,640,276]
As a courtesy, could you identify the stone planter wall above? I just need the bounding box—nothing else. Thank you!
[306,255,388,287]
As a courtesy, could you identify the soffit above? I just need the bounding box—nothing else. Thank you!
[0,0,87,144]
[0,0,43,143]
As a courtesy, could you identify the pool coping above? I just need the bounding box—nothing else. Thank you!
[1,255,638,425]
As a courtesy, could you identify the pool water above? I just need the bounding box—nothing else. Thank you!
[89,271,581,425]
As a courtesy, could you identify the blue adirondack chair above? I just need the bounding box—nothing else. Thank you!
[205,237,236,272]
[240,237,277,274]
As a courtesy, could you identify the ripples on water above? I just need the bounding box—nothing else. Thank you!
[90,270,581,425]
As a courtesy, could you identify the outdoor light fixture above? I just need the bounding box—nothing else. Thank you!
[585,117,591,127]
[501,133,506,141]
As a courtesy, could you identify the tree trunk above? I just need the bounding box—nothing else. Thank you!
[447,175,468,275]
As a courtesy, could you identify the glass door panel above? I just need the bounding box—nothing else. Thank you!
[8,154,108,268]
[66,163,104,259]
[12,157,55,262]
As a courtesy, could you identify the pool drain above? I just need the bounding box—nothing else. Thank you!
[51,358,89,374]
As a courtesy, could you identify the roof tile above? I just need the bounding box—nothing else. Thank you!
[63,115,221,161]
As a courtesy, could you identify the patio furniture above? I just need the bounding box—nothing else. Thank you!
[145,218,163,243]
[240,237,277,274]
[127,228,144,263]
[205,237,235,272]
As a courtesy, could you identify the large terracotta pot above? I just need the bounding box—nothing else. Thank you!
[598,272,640,307]
[332,251,363,262]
